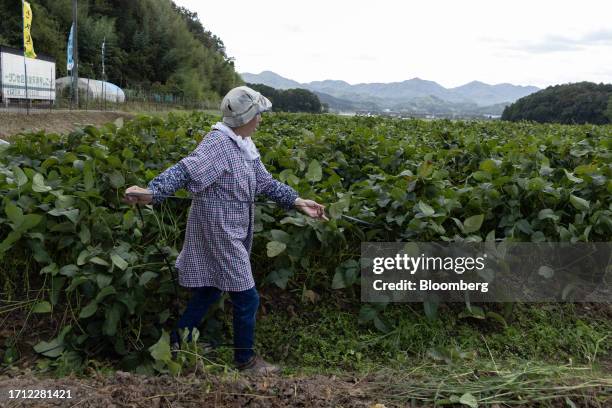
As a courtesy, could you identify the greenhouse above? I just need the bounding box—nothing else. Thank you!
[55,77,125,103]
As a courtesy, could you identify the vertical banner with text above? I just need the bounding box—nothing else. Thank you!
[23,1,37,59]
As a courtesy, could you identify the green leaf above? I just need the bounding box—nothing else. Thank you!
[515,219,533,235]
[40,263,58,276]
[55,195,75,209]
[569,194,590,212]
[0,231,22,254]
[373,315,389,332]
[479,159,497,173]
[33,338,64,358]
[79,300,98,318]
[418,201,435,217]
[103,304,122,336]
[12,166,28,187]
[270,229,291,244]
[77,249,90,266]
[18,214,42,232]
[424,300,438,320]
[266,268,292,289]
[485,311,508,328]
[463,214,484,234]
[266,241,286,257]
[110,253,129,271]
[328,202,345,219]
[280,216,306,227]
[459,392,478,408]
[66,276,89,292]
[527,177,546,191]
[332,269,348,289]
[358,305,377,324]
[108,171,126,189]
[50,277,66,306]
[32,301,52,313]
[418,161,434,178]
[59,264,79,277]
[96,274,113,289]
[32,173,52,192]
[563,169,583,183]
[121,148,134,159]
[79,225,91,244]
[5,202,23,225]
[332,260,359,289]
[139,271,158,286]
[48,208,80,223]
[149,330,172,362]
[305,160,322,182]
[89,256,110,266]
[83,162,94,190]
[462,305,485,319]
[538,209,559,221]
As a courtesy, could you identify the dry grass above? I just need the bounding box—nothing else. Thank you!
[0,110,135,140]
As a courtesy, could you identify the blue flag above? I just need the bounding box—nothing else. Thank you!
[67,24,74,71]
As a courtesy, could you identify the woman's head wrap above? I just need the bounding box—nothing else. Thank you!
[220,86,272,127]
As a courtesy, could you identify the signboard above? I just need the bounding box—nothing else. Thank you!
[1,49,55,101]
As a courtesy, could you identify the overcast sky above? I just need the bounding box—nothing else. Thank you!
[174,0,612,89]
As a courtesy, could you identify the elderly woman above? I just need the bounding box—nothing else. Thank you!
[124,86,327,374]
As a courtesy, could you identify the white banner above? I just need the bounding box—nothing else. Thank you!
[1,51,56,100]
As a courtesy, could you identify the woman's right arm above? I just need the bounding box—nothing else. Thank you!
[147,162,191,204]
[124,162,190,205]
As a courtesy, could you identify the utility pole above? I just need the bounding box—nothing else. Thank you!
[102,36,105,109]
[72,0,78,107]
[21,0,29,114]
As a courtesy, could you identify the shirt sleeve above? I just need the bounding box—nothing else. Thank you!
[147,162,191,205]
[254,158,299,210]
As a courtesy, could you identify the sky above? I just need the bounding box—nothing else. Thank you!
[174,0,612,89]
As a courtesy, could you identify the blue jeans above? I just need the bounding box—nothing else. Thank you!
[170,286,259,365]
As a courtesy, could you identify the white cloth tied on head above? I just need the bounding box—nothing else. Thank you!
[212,122,260,161]
[220,86,272,128]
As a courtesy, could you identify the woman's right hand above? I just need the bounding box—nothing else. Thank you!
[124,186,153,205]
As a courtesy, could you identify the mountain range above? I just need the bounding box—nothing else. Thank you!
[241,71,540,116]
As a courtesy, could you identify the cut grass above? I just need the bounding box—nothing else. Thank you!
[370,361,611,407]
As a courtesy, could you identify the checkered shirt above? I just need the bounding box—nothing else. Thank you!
[147,129,299,291]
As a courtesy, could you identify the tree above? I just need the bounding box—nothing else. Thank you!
[0,0,241,100]
[502,82,612,124]
[605,95,612,123]
[248,83,323,113]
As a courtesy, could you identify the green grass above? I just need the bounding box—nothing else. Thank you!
[191,298,612,375]
[163,299,611,406]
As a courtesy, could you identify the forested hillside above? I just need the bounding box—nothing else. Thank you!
[502,82,612,124]
[0,0,242,100]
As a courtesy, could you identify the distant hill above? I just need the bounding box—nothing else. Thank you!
[502,82,612,124]
[241,71,301,90]
[241,71,540,115]
[451,81,540,106]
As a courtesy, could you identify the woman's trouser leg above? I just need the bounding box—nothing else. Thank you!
[171,286,222,344]
[229,287,259,365]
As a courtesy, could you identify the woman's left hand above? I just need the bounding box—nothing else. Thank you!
[295,198,329,221]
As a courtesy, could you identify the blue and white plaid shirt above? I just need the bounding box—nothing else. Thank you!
[148,127,299,291]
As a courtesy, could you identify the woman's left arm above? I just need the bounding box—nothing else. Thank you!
[253,158,299,210]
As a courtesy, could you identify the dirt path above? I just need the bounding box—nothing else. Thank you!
[0,370,377,408]
[0,111,136,140]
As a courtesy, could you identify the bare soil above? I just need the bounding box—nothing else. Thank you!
[0,369,377,408]
[0,111,135,139]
